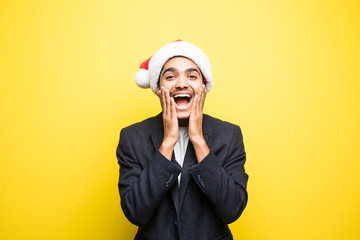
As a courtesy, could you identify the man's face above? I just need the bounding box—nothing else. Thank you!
[158,57,204,119]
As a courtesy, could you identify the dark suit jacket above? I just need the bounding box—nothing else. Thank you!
[116,113,248,240]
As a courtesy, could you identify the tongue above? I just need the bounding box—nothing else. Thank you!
[176,98,188,107]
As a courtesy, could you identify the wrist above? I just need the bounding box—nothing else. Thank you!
[191,139,210,163]
[189,135,205,147]
[162,137,177,148]
[159,139,176,161]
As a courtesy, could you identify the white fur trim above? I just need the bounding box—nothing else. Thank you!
[148,41,213,94]
[135,69,150,88]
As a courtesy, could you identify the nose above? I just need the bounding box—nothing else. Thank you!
[175,74,188,89]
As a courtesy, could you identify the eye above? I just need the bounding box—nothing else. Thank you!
[189,74,197,79]
[165,75,176,80]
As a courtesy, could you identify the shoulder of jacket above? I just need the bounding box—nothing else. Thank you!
[121,114,160,135]
[204,114,240,130]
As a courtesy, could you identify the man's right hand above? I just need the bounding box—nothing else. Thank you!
[157,86,178,161]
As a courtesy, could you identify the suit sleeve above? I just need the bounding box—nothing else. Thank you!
[189,125,248,224]
[116,128,182,226]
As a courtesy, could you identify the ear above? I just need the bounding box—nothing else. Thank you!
[157,80,161,90]
[156,85,161,97]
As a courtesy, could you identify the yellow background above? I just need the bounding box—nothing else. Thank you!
[1,0,359,239]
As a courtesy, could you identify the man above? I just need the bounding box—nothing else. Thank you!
[116,40,248,240]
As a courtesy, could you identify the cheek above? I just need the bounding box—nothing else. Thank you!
[190,81,202,91]
[160,81,176,91]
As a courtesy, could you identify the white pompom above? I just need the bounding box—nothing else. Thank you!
[135,69,150,88]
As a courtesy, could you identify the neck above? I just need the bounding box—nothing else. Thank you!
[178,118,189,127]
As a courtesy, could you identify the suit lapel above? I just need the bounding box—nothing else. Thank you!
[149,113,182,214]
[178,115,211,212]
[177,142,196,212]
[150,113,213,214]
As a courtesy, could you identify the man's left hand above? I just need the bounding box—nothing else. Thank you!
[189,84,210,162]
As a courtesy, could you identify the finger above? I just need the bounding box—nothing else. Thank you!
[170,97,177,119]
[157,89,164,109]
[192,94,199,117]
[161,87,167,116]
[200,85,206,112]
[195,87,203,114]
[165,89,171,117]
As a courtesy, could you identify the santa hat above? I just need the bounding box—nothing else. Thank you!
[135,40,213,93]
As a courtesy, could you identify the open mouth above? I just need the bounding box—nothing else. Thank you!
[173,93,192,110]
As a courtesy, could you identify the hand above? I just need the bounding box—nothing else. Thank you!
[188,85,209,162]
[157,86,178,160]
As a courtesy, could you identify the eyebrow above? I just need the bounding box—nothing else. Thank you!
[185,68,201,75]
[161,67,201,77]
[161,67,176,77]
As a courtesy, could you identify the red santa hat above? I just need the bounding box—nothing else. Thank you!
[135,40,213,93]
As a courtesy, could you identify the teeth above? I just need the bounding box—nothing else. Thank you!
[174,94,191,98]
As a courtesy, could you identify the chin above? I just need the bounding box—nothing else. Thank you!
[176,111,190,120]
